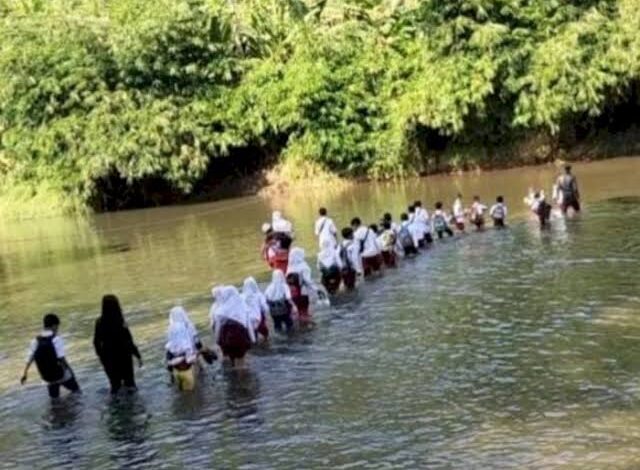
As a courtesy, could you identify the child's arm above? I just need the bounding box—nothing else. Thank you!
[20,358,34,385]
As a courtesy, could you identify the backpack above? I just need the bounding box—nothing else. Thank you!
[34,335,64,383]
[268,299,290,318]
[398,225,413,249]
[492,204,505,220]
[340,244,353,270]
[433,214,446,231]
[359,228,371,254]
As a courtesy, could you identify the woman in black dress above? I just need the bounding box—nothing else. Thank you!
[93,295,142,394]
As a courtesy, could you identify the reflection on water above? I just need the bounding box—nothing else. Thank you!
[1,158,640,467]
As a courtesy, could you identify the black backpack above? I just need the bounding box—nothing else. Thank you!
[268,299,290,318]
[398,226,413,248]
[34,335,64,383]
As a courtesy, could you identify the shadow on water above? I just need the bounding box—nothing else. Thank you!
[101,393,156,468]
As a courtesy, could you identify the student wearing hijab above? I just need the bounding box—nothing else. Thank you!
[93,295,142,394]
[286,247,317,323]
[242,277,270,342]
[165,306,201,391]
[264,270,298,333]
[210,286,255,368]
[272,211,293,235]
[317,238,343,294]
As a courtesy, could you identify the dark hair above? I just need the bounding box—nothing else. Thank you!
[497,196,504,203]
[101,294,125,331]
[565,165,572,173]
[369,223,379,234]
[383,212,392,222]
[435,201,443,209]
[319,207,327,216]
[351,217,361,227]
[408,205,415,213]
[382,221,391,230]
[534,192,541,198]
[400,213,409,221]
[43,313,60,329]
[414,200,422,207]
[341,227,354,239]
[473,195,480,201]
[457,193,462,198]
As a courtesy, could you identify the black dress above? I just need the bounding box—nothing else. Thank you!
[93,319,141,393]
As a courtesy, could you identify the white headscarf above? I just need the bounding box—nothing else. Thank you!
[317,238,338,269]
[265,270,291,302]
[287,247,310,276]
[166,306,198,360]
[242,277,268,328]
[272,211,292,234]
[211,285,254,345]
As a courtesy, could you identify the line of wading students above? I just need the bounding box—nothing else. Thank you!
[21,166,580,398]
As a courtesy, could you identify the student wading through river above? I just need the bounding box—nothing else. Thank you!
[93,295,143,394]
[21,313,81,398]
[556,165,581,214]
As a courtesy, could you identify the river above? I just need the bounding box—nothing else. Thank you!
[1,157,640,468]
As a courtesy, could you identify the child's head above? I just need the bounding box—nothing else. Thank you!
[319,207,328,216]
[383,212,392,222]
[435,201,443,210]
[369,223,379,234]
[350,217,361,229]
[382,221,391,230]
[414,200,422,208]
[400,213,409,221]
[43,313,60,333]
[341,227,354,240]
[473,195,480,202]
[497,196,504,203]
[408,205,415,214]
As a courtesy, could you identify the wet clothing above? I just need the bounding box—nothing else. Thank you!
[93,319,140,394]
[265,271,295,333]
[470,202,487,229]
[287,272,311,321]
[398,222,419,256]
[320,265,342,294]
[381,250,397,268]
[362,254,383,277]
[339,240,359,289]
[218,319,252,360]
[433,210,454,239]
[27,331,80,398]
[489,203,507,227]
[315,216,338,247]
[453,199,465,231]
[557,174,580,213]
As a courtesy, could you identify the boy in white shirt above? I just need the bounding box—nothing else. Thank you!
[340,227,360,289]
[398,213,420,256]
[351,217,382,277]
[433,202,454,239]
[314,207,338,248]
[378,221,398,268]
[470,195,488,231]
[21,313,80,399]
[489,196,508,228]
[413,200,433,245]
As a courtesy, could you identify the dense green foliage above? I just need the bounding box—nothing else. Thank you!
[1,0,639,212]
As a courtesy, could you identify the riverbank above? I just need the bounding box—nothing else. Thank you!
[1,128,639,220]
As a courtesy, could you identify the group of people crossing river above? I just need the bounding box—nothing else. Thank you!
[19,165,581,398]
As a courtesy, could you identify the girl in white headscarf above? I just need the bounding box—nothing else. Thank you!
[264,270,298,333]
[166,306,201,391]
[242,277,270,341]
[317,238,342,294]
[287,247,318,323]
[272,211,293,235]
[210,286,255,368]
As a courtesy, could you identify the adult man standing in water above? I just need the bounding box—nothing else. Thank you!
[556,165,581,214]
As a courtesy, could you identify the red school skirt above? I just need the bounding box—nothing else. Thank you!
[256,312,269,339]
[381,250,397,268]
[362,254,383,277]
[218,320,251,360]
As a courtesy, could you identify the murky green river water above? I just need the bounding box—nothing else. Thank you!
[1,157,640,469]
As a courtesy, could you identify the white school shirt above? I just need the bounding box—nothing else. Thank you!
[317,246,343,270]
[489,203,508,219]
[471,202,488,216]
[415,208,431,234]
[354,226,380,258]
[453,199,464,221]
[341,239,363,274]
[401,221,421,247]
[27,330,65,362]
[314,216,337,246]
